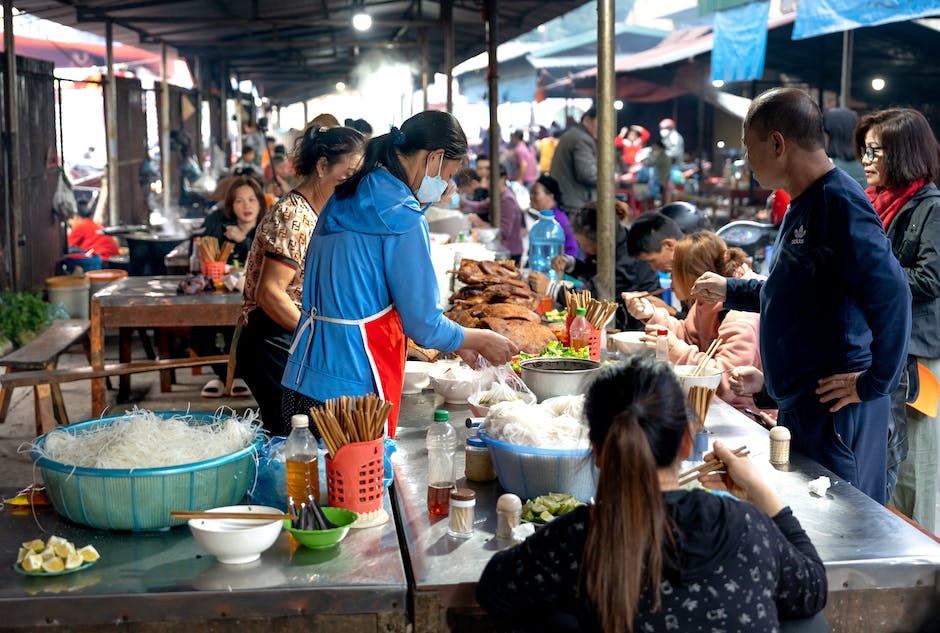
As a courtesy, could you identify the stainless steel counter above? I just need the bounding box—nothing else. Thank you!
[0,493,406,630]
[392,392,940,629]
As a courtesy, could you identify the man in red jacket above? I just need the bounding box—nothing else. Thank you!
[67,205,119,260]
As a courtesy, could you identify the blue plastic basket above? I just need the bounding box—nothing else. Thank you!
[480,431,596,502]
[32,411,264,531]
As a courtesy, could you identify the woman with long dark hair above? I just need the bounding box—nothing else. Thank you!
[237,125,365,434]
[281,111,519,438]
[478,356,827,632]
[856,107,940,529]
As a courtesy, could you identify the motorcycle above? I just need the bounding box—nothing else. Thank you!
[717,220,778,275]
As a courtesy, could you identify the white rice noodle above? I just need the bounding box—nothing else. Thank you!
[40,407,261,469]
[482,397,589,450]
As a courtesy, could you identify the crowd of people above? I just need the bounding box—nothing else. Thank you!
[94,85,935,630]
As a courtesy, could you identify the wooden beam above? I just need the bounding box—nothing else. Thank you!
[0,355,231,389]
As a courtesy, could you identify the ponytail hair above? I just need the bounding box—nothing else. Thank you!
[581,357,688,633]
[292,125,365,178]
[335,110,468,200]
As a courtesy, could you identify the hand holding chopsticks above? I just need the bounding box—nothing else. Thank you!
[680,441,785,516]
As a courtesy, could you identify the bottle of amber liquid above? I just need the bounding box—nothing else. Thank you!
[426,410,457,516]
[285,414,319,507]
[568,307,592,352]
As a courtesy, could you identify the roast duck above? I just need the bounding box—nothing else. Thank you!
[443,259,557,355]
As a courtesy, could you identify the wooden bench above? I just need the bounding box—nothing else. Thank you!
[0,319,91,436]
[0,354,231,437]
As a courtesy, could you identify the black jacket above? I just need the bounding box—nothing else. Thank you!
[202,208,256,265]
[478,490,827,632]
[885,182,940,359]
[567,224,660,331]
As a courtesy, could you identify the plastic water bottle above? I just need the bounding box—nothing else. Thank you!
[189,238,202,274]
[655,327,670,364]
[285,414,319,507]
[426,410,458,516]
[569,307,593,352]
[528,209,566,281]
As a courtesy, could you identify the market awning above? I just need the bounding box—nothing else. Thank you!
[11,0,594,103]
[0,33,161,73]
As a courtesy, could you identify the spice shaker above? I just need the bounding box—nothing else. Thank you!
[769,425,791,465]
[496,493,522,539]
[448,488,476,538]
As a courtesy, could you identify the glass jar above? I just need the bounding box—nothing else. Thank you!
[465,434,496,482]
[448,488,476,538]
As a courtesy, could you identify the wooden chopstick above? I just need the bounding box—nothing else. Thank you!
[677,445,749,487]
[171,511,296,521]
[634,287,667,300]
[693,338,723,376]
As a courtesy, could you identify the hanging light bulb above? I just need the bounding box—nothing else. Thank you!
[352,12,372,31]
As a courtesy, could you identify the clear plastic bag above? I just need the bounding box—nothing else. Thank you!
[248,436,287,509]
[470,357,536,410]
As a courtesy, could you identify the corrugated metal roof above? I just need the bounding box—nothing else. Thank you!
[12,0,592,102]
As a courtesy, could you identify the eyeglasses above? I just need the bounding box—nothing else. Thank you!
[862,145,884,161]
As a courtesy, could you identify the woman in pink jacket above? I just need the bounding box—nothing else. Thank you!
[623,231,764,414]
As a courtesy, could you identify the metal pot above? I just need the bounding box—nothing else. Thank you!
[519,358,601,402]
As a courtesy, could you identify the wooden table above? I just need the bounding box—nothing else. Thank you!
[90,276,244,415]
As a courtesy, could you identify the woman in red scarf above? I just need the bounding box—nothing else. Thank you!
[855,108,940,533]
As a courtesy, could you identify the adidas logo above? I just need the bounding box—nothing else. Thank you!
[791,224,806,245]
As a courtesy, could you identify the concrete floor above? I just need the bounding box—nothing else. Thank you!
[0,336,259,488]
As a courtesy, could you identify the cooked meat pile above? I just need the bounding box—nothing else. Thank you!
[445,259,558,354]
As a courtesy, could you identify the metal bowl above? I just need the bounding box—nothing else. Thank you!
[519,358,601,402]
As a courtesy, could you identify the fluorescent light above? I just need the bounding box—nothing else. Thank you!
[711,79,725,88]
[871,77,886,91]
[352,12,372,31]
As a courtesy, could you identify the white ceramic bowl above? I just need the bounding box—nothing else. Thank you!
[188,505,284,565]
[608,331,652,356]
[429,365,480,404]
[403,361,433,394]
[672,364,723,396]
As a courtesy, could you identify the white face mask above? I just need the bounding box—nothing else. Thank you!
[414,155,447,204]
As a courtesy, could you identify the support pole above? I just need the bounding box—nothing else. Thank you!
[2,0,20,290]
[595,0,615,302]
[161,43,171,215]
[443,0,454,113]
[219,65,229,166]
[485,0,500,228]
[303,100,309,125]
[105,20,120,227]
[420,29,429,111]
[839,31,853,108]
[193,54,203,166]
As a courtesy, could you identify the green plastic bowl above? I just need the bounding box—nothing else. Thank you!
[283,507,358,549]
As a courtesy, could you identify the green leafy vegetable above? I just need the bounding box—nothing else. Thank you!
[521,493,585,524]
[511,340,590,373]
[0,292,51,348]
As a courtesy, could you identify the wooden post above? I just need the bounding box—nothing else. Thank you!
[485,0,500,228]
[3,0,21,290]
[420,29,429,111]
[443,0,454,113]
[595,0,616,302]
[161,43,171,215]
[105,20,120,227]
[839,31,853,108]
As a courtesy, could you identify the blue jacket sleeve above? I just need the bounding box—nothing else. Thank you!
[834,197,912,400]
[725,277,763,313]
[385,221,464,352]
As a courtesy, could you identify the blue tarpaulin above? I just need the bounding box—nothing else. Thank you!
[793,0,940,40]
[710,1,771,83]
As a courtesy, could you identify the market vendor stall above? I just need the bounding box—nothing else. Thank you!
[392,394,940,633]
[0,492,407,632]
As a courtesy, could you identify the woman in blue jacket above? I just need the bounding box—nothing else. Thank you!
[282,111,519,437]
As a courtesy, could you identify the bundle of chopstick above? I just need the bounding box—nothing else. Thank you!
[309,394,392,458]
[692,338,723,376]
[564,289,618,330]
[677,445,750,487]
[195,236,234,263]
[689,385,716,432]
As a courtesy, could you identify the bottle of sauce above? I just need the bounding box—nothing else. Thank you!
[655,327,670,364]
[569,307,592,352]
[426,410,458,516]
[285,414,319,507]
